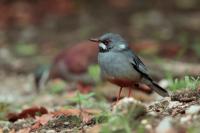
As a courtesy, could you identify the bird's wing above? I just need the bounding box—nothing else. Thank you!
[132,55,149,75]
[123,50,150,79]
[122,49,169,97]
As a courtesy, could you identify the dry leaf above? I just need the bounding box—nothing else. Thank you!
[31,122,41,130]
[7,106,48,122]
[35,114,54,125]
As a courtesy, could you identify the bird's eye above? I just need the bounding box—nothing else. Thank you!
[102,39,111,45]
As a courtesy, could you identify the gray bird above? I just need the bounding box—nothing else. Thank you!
[90,33,169,101]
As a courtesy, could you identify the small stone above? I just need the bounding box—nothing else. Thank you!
[160,98,170,106]
[155,117,174,133]
[148,111,158,116]
[148,98,169,112]
[112,97,146,118]
[141,119,148,124]
[159,79,171,88]
[186,105,200,115]
[145,124,152,130]
[180,115,192,124]
[64,121,69,125]
[168,101,182,108]
[46,130,56,133]
[3,127,10,133]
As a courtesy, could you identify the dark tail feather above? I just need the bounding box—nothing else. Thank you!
[142,76,169,97]
[150,80,169,97]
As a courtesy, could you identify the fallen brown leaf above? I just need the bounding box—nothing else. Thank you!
[31,122,41,131]
[31,114,54,130]
[35,114,54,125]
[7,106,48,122]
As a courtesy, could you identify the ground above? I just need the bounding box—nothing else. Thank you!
[0,69,200,133]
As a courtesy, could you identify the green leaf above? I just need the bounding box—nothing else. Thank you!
[69,92,95,103]
[49,80,66,94]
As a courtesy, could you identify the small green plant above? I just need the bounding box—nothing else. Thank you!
[48,80,66,94]
[69,91,110,111]
[101,113,132,133]
[187,123,200,133]
[136,124,146,133]
[168,76,200,92]
[88,64,101,83]
[100,99,146,133]
[0,102,11,120]
[69,91,96,109]
[70,92,95,104]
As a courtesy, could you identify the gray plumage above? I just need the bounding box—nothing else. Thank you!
[96,33,169,97]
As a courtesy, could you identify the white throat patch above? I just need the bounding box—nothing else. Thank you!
[99,43,107,50]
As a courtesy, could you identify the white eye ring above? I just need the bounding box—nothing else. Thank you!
[99,43,107,50]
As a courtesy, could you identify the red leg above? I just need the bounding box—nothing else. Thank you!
[128,88,132,97]
[117,87,123,102]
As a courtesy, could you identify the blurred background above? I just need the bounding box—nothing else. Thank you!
[0,1,200,132]
[0,0,200,62]
[0,0,200,117]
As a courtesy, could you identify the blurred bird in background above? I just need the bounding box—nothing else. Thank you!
[34,41,99,92]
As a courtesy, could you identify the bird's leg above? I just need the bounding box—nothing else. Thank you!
[128,88,132,97]
[116,87,123,102]
[111,87,123,108]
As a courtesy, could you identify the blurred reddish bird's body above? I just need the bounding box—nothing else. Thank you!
[49,41,98,81]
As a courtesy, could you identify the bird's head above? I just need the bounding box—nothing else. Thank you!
[90,33,128,52]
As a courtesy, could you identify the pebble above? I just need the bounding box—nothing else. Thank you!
[186,105,200,115]
[159,79,171,88]
[148,111,158,116]
[112,97,146,116]
[155,117,175,133]
[141,119,148,124]
[180,115,192,124]
[168,101,182,108]
[145,124,152,130]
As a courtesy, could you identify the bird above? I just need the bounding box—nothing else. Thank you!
[49,41,98,81]
[34,41,99,92]
[90,33,169,102]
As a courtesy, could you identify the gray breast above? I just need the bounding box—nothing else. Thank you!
[98,51,141,81]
